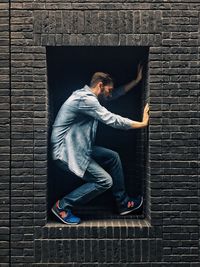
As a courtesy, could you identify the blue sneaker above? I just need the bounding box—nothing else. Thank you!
[118,195,143,215]
[51,200,81,225]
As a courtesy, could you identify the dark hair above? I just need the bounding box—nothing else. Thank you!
[90,72,114,87]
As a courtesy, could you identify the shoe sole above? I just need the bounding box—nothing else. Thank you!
[51,207,80,225]
[119,197,143,215]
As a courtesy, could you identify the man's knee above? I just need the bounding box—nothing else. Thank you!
[105,176,113,189]
[109,150,120,163]
[98,174,113,189]
[113,151,119,159]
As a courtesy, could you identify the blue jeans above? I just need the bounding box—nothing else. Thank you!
[55,146,129,210]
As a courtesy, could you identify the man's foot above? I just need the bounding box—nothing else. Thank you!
[51,200,81,225]
[118,195,143,215]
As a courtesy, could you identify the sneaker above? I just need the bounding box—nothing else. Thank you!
[118,195,143,215]
[51,200,81,225]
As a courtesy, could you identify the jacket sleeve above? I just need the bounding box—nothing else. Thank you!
[78,95,133,130]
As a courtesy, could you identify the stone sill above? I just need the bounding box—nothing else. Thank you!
[38,219,154,239]
[46,218,151,228]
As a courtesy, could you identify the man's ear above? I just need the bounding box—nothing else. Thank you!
[98,82,104,92]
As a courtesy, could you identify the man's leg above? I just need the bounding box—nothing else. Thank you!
[91,146,143,214]
[56,158,113,210]
[91,146,129,207]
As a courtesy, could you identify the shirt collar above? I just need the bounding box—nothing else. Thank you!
[84,84,97,98]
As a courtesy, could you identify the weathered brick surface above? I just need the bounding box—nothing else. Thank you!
[0,0,200,265]
[0,0,10,265]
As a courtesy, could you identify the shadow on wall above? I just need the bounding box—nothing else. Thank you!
[47,46,149,218]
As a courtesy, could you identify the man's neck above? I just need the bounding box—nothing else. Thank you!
[90,86,100,97]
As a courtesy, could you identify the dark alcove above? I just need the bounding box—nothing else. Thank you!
[47,46,149,219]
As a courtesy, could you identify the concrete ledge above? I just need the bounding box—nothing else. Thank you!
[45,218,151,228]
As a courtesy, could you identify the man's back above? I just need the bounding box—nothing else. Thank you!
[51,85,98,177]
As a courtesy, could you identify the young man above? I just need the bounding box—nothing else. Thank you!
[51,64,149,224]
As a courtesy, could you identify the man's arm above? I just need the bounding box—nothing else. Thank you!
[78,95,149,130]
[106,85,126,101]
[106,63,143,101]
[123,63,143,93]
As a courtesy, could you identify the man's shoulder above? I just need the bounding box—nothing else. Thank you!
[65,85,97,108]
[70,85,100,110]
[72,85,96,99]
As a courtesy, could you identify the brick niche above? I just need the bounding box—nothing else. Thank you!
[0,1,199,266]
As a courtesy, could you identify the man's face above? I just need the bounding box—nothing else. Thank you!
[99,83,114,98]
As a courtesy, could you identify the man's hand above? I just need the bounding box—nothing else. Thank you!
[124,63,144,93]
[131,103,149,129]
[142,103,149,126]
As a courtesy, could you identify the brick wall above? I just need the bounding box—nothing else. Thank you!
[0,0,10,265]
[0,0,200,266]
